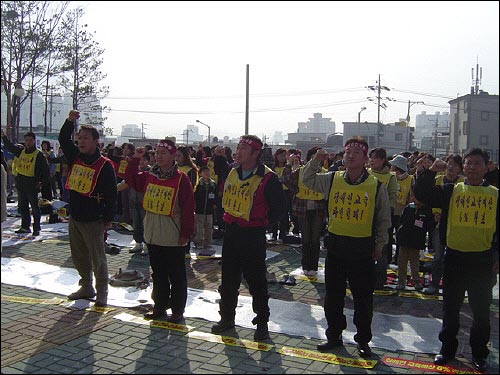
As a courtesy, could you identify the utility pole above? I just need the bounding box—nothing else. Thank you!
[49,87,54,134]
[368,74,390,147]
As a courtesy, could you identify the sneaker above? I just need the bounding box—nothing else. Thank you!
[32,231,40,236]
[68,286,96,300]
[211,319,235,334]
[423,285,439,295]
[301,269,309,275]
[414,284,424,291]
[308,270,317,277]
[254,323,270,341]
[129,243,143,253]
[15,228,31,234]
[395,284,406,291]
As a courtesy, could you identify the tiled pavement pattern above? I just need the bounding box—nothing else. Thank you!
[1,233,498,374]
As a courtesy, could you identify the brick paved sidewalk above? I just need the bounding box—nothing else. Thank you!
[1,234,498,374]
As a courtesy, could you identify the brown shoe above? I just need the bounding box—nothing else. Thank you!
[167,313,184,323]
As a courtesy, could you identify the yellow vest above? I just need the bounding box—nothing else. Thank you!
[435,174,464,186]
[447,183,498,251]
[142,172,182,216]
[11,157,19,176]
[178,165,199,190]
[273,166,288,190]
[397,175,413,206]
[207,159,218,184]
[16,149,40,177]
[117,159,128,175]
[368,168,394,188]
[222,166,273,221]
[327,171,378,237]
[296,166,326,200]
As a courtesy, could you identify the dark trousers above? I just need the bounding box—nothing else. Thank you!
[17,188,41,232]
[429,226,444,288]
[324,233,375,344]
[298,210,323,271]
[439,248,494,360]
[148,244,187,314]
[271,191,291,240]
[219,223,270,325]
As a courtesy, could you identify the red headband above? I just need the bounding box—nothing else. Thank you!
[239,138,262,151]
[344,141,368,155]
[156,140,176,155]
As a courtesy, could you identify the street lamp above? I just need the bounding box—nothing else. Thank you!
[358,106,366,123]
[406,100,424,151]
[1,79,25,141]
[195,120,211,148]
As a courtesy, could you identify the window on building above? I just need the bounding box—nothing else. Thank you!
[463,121,468,135]
[395,133,402,141]
[463,100,468,113]
[481,111,490,121]
[480,135,488,145]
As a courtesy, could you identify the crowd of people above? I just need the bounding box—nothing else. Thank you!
[1,110,498,372]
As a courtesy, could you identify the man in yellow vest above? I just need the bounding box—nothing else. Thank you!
[59,110,117,307]
[211,135,285,341]
[1,129,50,236]
[302,136,391,358]
[415,148,498,373]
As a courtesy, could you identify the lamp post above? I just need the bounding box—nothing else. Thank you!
[1,79,25,141]
[406,100,424,151]
[195,120,211,148]
[358,106,366,123]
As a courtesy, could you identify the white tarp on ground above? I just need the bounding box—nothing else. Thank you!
[1,256,447,354]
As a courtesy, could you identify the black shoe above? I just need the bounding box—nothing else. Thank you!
[434,354,454,365]
[317,338,343,352]
[15,228,31,234]
[357,342,372,358]
[472,357,487,373]
[254,323,270,341]
[211,319,235,334]
[33,231,40,236]
[144,309,167,320]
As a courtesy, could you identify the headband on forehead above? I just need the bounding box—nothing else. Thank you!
[156,140,176,154]
[239,138,263,151]
[344,141,368,155]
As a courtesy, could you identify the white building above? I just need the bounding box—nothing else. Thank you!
[287,113,336,144]
[121,124,143,138]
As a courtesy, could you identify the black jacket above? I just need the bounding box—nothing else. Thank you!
[194,178,217,215]
[1,135,50,195]
[58,120,117,222]
[396,203,433,249]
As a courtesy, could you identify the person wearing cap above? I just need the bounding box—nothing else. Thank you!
[414,148,498,373]
[125,140,195,323]
[211,135,285,342]
[302,136,391,358]
[58,110,117,307]
[368,147,398,289]
[389,154,412,264]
